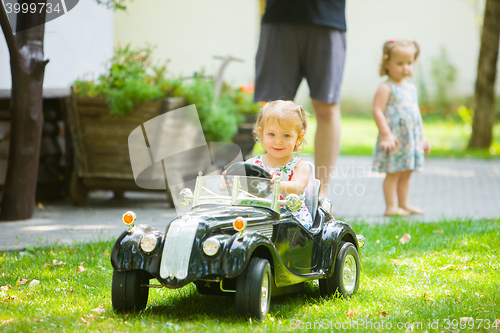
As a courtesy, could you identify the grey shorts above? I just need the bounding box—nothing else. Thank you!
[254,23,346,104]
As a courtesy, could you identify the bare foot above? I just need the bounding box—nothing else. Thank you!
[384,207,410,217]
[400,205,425,215]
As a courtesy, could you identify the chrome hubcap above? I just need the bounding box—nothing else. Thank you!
[343,254,357,293]
[260,273,269,315]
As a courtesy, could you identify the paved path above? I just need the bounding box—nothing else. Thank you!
[1,156,499,251]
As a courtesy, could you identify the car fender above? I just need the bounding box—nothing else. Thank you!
[222,231,278,279]
[110,224,164,275]
[320,220,359,278]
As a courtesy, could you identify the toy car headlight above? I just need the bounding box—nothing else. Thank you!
[179,188,194,206]
[140,234,157,253]
[284,194,301,211]
[202,237,220,256]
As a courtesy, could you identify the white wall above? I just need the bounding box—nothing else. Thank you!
[115,0,488,104]
[0,0,114,89]
[1,0,492,102]
[343,0,483,100]
[114,0,260,87]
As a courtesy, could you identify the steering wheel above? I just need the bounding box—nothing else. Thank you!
[225,162,273,197]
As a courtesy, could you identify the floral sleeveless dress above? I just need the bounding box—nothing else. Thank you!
[373,82,425,173]
[253,155,313,228]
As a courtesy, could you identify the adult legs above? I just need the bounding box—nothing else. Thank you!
[383,172,409,216]
[311,99,341,197]
[397,170,424,214]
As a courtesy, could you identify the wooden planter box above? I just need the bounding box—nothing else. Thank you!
[66,94,187,205]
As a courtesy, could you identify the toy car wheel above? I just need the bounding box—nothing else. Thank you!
[111,270,150,312]
[319,242,360,298]
[235,258,272,320]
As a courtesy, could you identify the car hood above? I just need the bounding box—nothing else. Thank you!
[186,204,279,229]
[159,204,278,286]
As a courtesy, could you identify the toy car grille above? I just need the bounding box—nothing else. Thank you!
[246,224,273,240]
[159,218,199,280]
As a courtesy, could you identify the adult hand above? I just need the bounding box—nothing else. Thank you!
[423,137,431,155]
[379,133,399,153]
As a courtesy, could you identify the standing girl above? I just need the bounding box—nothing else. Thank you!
[248,100,313,228]
[373,40,431,216]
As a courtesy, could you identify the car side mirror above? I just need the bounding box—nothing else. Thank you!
[319,197,334,216]
[279,193,301,212]
[179,188,194,206]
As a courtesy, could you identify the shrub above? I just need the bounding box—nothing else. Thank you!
[72,43,172,116]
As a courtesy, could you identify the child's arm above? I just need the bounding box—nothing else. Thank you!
[410,83,431,156]
[276,161,310,196]
[373,83,399,152]
[420,124,431,156]
[423,136,431,155]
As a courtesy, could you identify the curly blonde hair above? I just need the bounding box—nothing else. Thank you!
[379,39,420,76]
[252,100,308,152]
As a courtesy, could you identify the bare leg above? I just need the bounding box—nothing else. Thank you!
[384,172,409,216]
[311,99,341,197]
[398,170,425,214]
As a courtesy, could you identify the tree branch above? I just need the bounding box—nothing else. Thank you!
[0,1,20,65]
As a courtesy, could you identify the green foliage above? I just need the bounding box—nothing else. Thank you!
[336,115,500,158]
[220,84,261,116]
[94,0,127,10]
[72,45,261,142]
[72,43,172,116]
[415,63,430,106]
[430,47,458,110]
[173,75,240,142]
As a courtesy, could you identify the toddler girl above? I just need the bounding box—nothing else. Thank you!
[248,100,313,228]
[372,40,431,216]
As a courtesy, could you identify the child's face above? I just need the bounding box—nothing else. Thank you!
[259,117,304,160]
[385,46,416,83]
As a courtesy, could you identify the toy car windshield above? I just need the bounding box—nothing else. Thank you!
[179,175,302,213]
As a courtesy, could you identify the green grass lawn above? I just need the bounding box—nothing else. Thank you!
[1,219,499,332]
[255,116,500,159]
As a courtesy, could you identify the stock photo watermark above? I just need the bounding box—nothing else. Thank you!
[289,317,500,331]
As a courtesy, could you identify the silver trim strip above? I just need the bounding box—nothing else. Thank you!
[159,218,199,280]
[246,224,274,240]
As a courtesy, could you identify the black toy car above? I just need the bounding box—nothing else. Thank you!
[110,162,365,319]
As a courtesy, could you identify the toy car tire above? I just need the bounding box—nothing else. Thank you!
[235,258,272,320]
[319,242,360,298]
[111,270,150,312]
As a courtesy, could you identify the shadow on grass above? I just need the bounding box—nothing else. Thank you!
[125,281,329,321]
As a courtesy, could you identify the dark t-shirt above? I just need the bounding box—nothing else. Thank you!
[262,0,346,31]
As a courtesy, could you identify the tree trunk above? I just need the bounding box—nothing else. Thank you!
[469,0,500,149]
[0,2,48,220]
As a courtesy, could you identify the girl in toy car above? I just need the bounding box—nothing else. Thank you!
[247,100,313,228]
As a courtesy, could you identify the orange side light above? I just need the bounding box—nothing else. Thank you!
[233,217,246,231]
[122,211,136,225]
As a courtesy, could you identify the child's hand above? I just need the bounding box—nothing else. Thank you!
[379,133,400,153]
[219,170,231,189]
[269,171,277,190]
[423,137,431,155]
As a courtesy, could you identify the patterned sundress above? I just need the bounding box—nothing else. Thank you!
[253,155,313,228]
[373,82,425,173]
